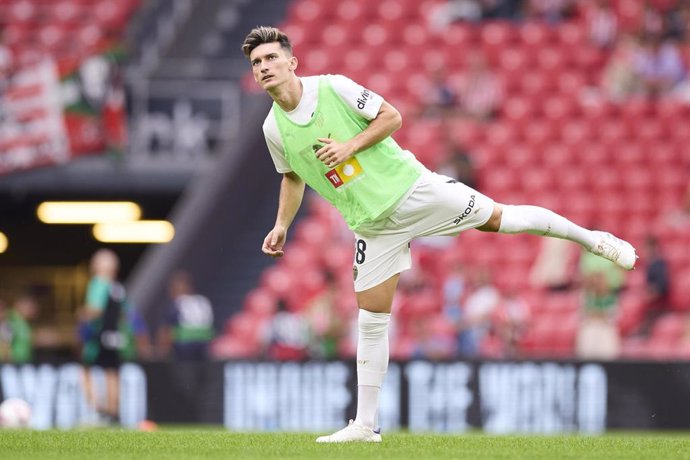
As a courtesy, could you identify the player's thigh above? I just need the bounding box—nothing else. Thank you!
[356,273,400,313]
[395,174,495,237]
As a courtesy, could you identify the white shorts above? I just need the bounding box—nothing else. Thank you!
[352,170,494,292]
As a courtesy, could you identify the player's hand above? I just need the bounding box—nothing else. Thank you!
[262,226,286,257]
[315,138,355,168]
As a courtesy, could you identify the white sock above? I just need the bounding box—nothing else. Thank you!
[354,309,390,429]
[498,204,598,249]
[356,385,380,429]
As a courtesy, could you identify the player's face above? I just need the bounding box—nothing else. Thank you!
[249,42,296,91]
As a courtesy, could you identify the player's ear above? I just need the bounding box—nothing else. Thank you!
[289,56,298,71]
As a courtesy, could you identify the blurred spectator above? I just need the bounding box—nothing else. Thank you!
[409,315,455,360]
[441,260,468,326]
[634,236,671,337]
[4,294,38,364]
[601,34,642,101]
[421,65,457,119]
[0,299,9,361]
[529,238,579,291]
[661,183,690,230]
[575,252,623,360]
[585,0,619,49]
[264,300,310,360]
[666,1,690,41]
[0,32,13,93]
[121,308,152,362]
[158,270,214,361]
[525,0,576,23]
[633,34,686,99]
[80,249,129,423]
[305,272,347,359]
[639,0,665,37]
[579,248,625,296]
[493,290,530,358]
[456,52,503,121]
[427,0,483,30]
[455,268,501,357]
[436,135,478,189]
[428,0,525,28]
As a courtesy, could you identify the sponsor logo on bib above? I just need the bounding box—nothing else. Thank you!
[325,157,364,188]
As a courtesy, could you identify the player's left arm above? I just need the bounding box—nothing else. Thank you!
[315,100,402,168]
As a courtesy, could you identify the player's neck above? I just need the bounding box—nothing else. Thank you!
[269,75,302,112]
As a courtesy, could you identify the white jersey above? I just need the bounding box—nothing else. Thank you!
[262,74,384,173]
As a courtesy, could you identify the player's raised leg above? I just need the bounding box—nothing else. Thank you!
[315,275,398,443]
[477,203,637,270]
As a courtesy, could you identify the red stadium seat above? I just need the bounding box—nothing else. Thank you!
[519,21,555,48]
[442,22,479,48]
[481,21,517,47]
[650,313,687,341]
[289,0,329,24]
[671,269,690,311]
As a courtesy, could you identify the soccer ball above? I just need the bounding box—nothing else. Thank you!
[0,398,31,428]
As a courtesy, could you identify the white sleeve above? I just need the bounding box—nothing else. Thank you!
[328,74,383,121]
[262,111,292,174]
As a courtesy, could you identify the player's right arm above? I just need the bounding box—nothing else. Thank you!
[263,171,305,257]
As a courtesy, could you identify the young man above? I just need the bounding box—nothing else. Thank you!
[242,26,636,443]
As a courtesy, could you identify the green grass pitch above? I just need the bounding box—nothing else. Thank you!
[1,428,690,459]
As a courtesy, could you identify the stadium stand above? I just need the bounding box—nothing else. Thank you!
[213,0,690,361]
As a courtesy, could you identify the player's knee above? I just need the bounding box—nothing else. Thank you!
[358,309,391,335]
[476,203,503,232]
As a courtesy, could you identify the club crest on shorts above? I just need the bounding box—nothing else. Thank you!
[353,265,358,281]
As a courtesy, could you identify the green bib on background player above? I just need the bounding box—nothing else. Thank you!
[272,76,423,230]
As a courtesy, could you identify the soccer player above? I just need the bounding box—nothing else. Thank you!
[242,26,636,443]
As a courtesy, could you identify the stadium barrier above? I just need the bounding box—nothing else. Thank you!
[1,360,688,432]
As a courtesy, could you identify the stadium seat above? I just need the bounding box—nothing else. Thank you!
[650,313,687,341]
[519,21,555,48]
[671,269,690,311]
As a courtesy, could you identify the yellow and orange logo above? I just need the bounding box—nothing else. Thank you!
[325,157,364,188]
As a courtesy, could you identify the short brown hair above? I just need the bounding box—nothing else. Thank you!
[241,26,292,58]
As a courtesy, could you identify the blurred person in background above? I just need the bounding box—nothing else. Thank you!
[420,65,458,119]
[79,248,129,423]
[633,33,686,99]
[427,0,483,31]
[5,294,38,364]
[455,268,501,357]
[305,271,347,359]
[436,134,478,190]
[576,251,624,360]
[525,0,576,23]
[158,270,214,361]
[409,315,455,360]
[666,1,690,41]
[601,34,642,101]
[639,0,665,37]
[455,51,503,121]
[243,26,636,443]
[121,307,153,362]
[633,236,671,338]
[0,299,9,361]
[529,238,579,291]
[263,299,310,361]
[493,290,530,358]
[441,260,468,325]
[585,0,619,50]
[0,28,14,93]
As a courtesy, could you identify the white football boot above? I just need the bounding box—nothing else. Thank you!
[315,420,382,443]
[590,231,638,270]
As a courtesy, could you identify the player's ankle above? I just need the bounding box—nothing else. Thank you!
[353,418,374,429]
